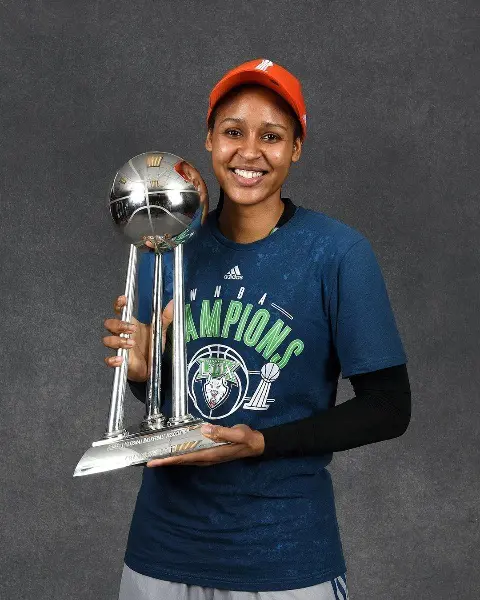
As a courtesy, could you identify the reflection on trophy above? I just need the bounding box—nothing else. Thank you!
[74,151,227,477]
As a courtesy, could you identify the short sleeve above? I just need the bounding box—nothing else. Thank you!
[136,251,174,325]
[329,238,407,378]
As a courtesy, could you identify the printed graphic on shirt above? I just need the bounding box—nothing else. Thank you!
[187,344,281,420]
[224,265,243,280]
[243,362,280,410]
[188,344,248,419]
[185,291,304,419]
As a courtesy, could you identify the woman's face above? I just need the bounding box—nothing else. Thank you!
[205,86,302,208]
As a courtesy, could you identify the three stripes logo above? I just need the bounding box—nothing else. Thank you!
[330,574,349,600]
[224,265,243,280]
[255,59,273,72]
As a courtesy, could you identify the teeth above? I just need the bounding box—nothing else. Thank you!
[233,169,265,179]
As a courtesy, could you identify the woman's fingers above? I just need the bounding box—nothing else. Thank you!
[201,424,248,444]
[146,443,241,467]
[104,295,137,367]
[103,318,137,336]
[105,355,124,367]
[102,334,136,350]
[103,334,136,367]
[103,296,148,380]
[202,424,265,456]
[113,294,127,314]
[112,295,140,323]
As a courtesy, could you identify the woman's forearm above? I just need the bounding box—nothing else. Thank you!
[259,363,411,459]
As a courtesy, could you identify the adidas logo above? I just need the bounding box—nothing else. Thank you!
[224,265,243,280]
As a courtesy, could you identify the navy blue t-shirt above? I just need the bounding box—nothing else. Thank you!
[124,206,407,591]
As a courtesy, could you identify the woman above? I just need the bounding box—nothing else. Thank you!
[103,59,411,600]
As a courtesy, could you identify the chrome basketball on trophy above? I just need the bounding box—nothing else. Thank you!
[74,152,227,477]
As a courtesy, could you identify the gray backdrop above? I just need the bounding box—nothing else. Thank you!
[1,1,478,599]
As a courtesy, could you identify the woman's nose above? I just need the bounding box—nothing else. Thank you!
[237,134,262,159]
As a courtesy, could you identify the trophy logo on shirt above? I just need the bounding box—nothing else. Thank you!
[242,362,280,411]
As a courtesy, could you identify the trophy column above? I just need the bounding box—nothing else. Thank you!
[143,250,166,429]
[169,244,197,426]
[104,243,137,439]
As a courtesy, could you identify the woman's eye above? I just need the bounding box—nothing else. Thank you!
[223,130,279,141]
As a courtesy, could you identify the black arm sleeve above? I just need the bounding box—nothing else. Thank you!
[259,363,411,459]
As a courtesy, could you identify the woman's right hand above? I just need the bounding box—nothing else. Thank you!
[103,295,148,382]
[103,295,174,382]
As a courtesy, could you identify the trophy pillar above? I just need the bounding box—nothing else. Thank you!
[143,250,166,429]
[169,244,196,426]
[104,243,137,439]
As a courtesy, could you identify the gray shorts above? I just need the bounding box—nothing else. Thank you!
[118,563,349,600]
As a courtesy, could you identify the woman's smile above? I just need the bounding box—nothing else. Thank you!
[228,167,269,187]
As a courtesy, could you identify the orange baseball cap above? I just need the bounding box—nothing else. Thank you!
[207,58,307,140]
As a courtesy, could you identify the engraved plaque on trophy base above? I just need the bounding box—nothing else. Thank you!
[74,420,228,477]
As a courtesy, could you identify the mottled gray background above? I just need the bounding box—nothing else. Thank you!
[1,0,478,598]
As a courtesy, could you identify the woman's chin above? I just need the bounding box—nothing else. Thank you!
[221,186,279,207]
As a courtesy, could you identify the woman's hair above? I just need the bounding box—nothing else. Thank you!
[207,83,303,143]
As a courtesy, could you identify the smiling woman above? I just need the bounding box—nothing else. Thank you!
[107,58,410,600]
[205,82,303,238]
[207,87,301,201]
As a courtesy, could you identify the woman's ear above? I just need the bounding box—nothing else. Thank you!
[205,129,213,152]
[291,138,302,163]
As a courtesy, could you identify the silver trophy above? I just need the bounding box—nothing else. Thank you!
[74,151,227,477]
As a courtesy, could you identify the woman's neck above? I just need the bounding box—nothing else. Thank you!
[217,194,284,243]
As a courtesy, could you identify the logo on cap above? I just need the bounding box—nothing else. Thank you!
[255,59,274,72]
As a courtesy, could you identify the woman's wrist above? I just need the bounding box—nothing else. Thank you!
[251,430,266,456]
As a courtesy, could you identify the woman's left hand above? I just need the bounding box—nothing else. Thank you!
[146,424,265,467]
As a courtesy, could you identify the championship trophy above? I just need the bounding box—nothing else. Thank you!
[74,152,227,477]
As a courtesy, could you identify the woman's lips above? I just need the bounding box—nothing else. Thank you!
[228,168,267,187]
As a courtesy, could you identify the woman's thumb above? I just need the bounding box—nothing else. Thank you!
[201,424,246,443]
[162,299,174,329]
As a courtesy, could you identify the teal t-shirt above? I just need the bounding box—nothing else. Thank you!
[124,206,407,591]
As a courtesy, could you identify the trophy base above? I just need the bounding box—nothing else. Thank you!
[73,420,227,477]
